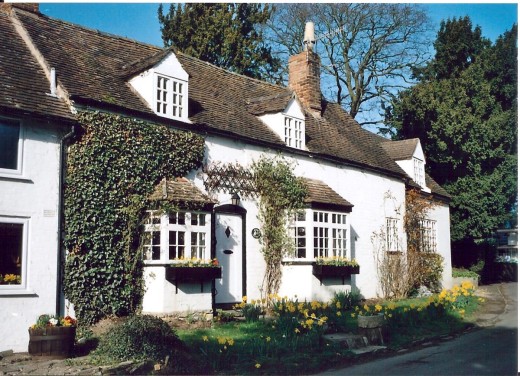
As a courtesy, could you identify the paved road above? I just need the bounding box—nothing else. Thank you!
[319,283,518,376]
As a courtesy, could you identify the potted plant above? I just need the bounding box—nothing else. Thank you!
[165,258,222,292]
[312,257,360,284]
[356,304,385,328]
[28,314,77,357]
[355,304,385,345]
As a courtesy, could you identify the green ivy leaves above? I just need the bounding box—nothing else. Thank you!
[63,111,205,325]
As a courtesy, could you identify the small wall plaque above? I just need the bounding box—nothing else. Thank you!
[252,228,261,239]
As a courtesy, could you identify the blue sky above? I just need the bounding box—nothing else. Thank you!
[41,2,518,48]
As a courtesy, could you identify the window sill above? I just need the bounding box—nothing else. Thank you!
[281,260,314,266]
[0,173,32,183]
[0,288,37,296]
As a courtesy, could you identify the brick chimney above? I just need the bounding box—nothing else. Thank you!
[288,22,322,117]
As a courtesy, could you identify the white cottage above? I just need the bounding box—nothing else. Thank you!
[0,4,452,352]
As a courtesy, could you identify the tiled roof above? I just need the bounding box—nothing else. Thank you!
[304,178,353,212]
[4,8,411,179]
[374,135,450,200]
[425,174,451,199]
[0,10,73,121]
[149,177,217,207]
[380,139,419,161]
[246,92,294,116]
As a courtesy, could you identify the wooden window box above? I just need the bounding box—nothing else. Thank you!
[165,266,222,293]
[312,264,360,285]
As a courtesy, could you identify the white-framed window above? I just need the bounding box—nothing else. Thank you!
[143,210,210,263]
[289,211,307,258]
[0,217,29,290]
[413,157,425,187]
[155,74,186,120]
[420,219,437,253]
[288,209,349,260]
[284,116,304,149]
[386,217,399,252]
[0,118,23,176]
[156,76,168,115]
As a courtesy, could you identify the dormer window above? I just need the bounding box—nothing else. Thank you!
[284,116,303,149]
[128,51,190,123]
[253,96,306,150]
[155,74,185,119]
[413,157,425,187]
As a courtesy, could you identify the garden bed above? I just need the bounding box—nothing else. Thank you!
[76,283,482,375]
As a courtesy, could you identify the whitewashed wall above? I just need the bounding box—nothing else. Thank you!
[0,120,62,353]
[191,134,408,303]
[427,202,453,289]
[142,266,213,313]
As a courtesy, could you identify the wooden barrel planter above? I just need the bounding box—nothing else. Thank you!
[28,326,76,358]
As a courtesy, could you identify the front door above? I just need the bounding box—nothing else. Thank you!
[215,212,243,304]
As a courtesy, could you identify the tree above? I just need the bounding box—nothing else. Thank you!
[415,16,490,81]
[158,3,281,81]
[267,3,431,126]
[388,23,518,243]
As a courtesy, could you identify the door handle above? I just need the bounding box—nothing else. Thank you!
[223,249,233,255]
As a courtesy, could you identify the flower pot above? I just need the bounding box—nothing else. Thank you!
[28,326,76,358]
[357,314,385,346]
[357,314,385,329]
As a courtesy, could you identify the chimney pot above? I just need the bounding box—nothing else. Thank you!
[303,22,316,51]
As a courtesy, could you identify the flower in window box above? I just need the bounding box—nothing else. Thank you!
[313,257,360,278]
[166,258,222,283]
[0,274,21,285]
[170,257,220,268]
[314,256,359,267]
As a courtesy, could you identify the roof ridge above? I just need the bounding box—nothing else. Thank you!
[35,7,163,50]
[176,50,286,90]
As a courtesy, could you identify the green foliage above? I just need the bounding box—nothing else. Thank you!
[430,16,489,80]
[452,268,480,279]
[95,315,183,362]
[388,23,517,242]
[251,155,307,300]
[332,290,362,311]
[414,253,444,293]
[64,111,205,325]
[158,3,281,81]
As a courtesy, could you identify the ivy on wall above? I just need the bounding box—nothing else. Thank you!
[63,111,205,325]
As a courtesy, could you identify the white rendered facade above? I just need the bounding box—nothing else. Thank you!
[0,119,63,353]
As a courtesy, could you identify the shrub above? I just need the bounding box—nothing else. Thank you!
[332,290,362,311]
[412,252,444,293]
[452,268,480,280]
[95,315,182,362]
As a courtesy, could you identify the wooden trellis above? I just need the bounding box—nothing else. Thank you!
[202,162,257,199]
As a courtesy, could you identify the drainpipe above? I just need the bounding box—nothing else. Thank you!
[56,124,78,316]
